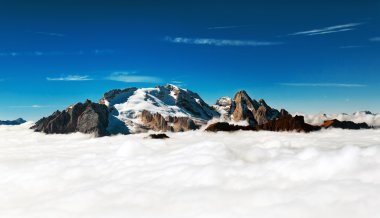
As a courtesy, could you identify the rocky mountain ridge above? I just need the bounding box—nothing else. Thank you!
[0,118,26,125]
[31,84,373,137]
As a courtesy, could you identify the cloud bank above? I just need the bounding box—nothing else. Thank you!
[295,111,380,127]
[1,124,380,218]
[165,36,282,46]
[290,23,363,36]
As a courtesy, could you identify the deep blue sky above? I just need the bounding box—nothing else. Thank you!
[0,0,379,121]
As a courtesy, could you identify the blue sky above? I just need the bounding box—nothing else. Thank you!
[0,0,379,121]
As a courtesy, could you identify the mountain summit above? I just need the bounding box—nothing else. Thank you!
[100,84,219,134]
[31,85,285,137]
[213,90,280,125]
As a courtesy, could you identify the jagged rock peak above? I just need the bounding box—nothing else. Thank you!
[31,100,109,137]
[259,99,268,107]
[216,90,281,126]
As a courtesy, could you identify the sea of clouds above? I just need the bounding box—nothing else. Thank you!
[1,123,380,218]
[294,111,380,127]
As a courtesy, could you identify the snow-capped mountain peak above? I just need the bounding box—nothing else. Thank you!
[99,85,219,133]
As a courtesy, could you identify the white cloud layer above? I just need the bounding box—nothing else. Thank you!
[290,23,362,36]
[165,36,282,46]
[295,111,380,127]
[46,75,93,81]
[280,83,367,87]
[1,124,380,218]
[106,72,162,83]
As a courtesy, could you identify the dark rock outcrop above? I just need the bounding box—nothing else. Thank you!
[205,113,321,133]
[256,114,321,133]
[321,119,370,129]
[0,118,26,125]
[149,133,169,139]
[205,122,255,132]
[31,100,109,137]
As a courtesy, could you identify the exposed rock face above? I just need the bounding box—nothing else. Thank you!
[140,110,198,132]
[230,91,258,125]
[140,110,169,131]
[0,118,26,125]
[205,113,321,133]
[256,114,321,133]
[321,119,370,129]
[171,116,198,132]
[215,90,280,126]
[31,100,109,137]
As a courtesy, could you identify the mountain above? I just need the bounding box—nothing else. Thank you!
[31,100,109,137]
[101,84,219,134]
[321,119,370,129]
[0,118,26,125]
[31,84,372,137]
[32,84,220,136]
[213,90,280,125]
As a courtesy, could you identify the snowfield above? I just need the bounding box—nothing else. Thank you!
[1,123,380,218]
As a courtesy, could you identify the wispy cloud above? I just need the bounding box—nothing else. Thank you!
[0,50,114,57]
[170,80,186,87]
[93,49,115,55]
[369,37,380,42]
[165,36,282,47]
[46,75,93,81]
[207,25,250,30]
[8,105,54,108]
[280,83,367,87]
[34,32,65,37]
[106,72,162,83]
[290,23,363,36]
[339,45,365,49]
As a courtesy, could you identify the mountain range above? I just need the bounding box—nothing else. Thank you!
[30,84,374,137]
[0,118,26,126]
